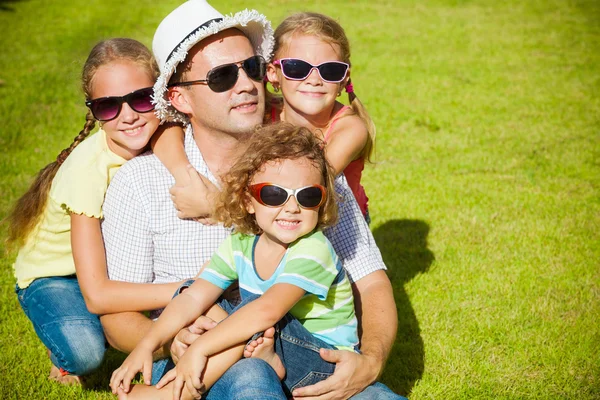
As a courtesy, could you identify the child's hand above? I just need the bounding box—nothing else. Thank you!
[170,165,219,222]
[109,345,154,394]
[171,346,209,400]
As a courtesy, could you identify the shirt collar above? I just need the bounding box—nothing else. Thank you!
[184,125,220,187]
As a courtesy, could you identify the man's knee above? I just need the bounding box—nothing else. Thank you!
[209,358,285,400]
[229,358,278,383]
[350,382,407,400]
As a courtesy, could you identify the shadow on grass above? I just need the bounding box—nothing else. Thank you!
[373,219,434,397]
[0,0,26,12]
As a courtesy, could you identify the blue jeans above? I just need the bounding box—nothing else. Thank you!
[211,292,337,395]
[16,275,106,375]
[205,358,287,399]
[152,286,404,399]
[150,283,286,398]
[218,294,404,399]
[272,313,337,395]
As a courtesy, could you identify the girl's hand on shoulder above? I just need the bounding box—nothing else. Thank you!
[169,164,219,221]
[109,344,154,394]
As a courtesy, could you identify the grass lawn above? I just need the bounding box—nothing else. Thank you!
[1,0,599,398]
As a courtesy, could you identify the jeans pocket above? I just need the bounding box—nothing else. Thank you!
[291,371,333,392]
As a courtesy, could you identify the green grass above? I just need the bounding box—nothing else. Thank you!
[1,0,599,398]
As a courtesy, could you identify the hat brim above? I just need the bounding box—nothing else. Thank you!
[153,9,274,123]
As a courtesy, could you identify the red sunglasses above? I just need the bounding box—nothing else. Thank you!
[249,183,326,209]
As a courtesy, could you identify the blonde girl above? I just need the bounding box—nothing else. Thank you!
[265,12,375,221]
[7,38,183,385]
[110,123,358,399]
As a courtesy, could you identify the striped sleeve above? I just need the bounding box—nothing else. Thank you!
[276,232,339,300]
[199,235,238,290]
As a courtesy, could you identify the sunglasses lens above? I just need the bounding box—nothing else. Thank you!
[207,64,239,93]
[296,186,324,208]
[91,98,120,121]
[129,88,155,113]
[319,62,348,82]
[243,56,267,81]
[259,185,289,207]
[281,59,312,80]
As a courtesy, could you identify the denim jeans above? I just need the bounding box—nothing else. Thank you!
[16,275,106,375]
[205,358,287,399]
[352,382,408,399]
[152,286,404,399]
[272,313,337,395]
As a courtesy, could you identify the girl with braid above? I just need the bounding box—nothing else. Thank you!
[7,38,184,385]
[153,12,375,223]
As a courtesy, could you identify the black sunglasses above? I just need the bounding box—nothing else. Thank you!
[273,58,349,83]
[85,87,155,122]
[168,55,267,93]
[249,183,326,209]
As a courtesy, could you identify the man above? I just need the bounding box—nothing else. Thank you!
[101,1,401,398]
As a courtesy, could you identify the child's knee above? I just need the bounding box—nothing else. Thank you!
[52,321,106,375]
[70,338,105,375]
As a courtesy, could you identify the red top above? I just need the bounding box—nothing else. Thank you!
[323,106,368,216]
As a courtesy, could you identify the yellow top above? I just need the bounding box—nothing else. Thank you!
[13,129,127,288]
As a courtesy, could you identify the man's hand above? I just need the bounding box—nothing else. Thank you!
[170,315,217,364]
[291,348,380,400]
[170,164,219,222]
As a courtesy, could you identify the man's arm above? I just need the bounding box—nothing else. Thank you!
[352,270,397,378]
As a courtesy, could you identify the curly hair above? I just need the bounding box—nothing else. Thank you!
[215,122,338,235]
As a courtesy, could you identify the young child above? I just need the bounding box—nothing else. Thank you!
[153,11,375,223]
[110,123,358,399]
[6,38,184,385]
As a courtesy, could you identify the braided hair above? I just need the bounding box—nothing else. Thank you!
[6,38,158,249]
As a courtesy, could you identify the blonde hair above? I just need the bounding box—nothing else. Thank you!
[6,38,159,250]
[273,12,376,163]
[215,122,338,235]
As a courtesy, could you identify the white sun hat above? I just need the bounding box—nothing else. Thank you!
[152,0,274,123]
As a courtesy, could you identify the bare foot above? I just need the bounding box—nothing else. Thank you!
[244,327,285,380]
[48,363,83,386]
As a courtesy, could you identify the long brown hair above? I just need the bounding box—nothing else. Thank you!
[273,12,376,163]
[6,38,158,250]
[215,122,338,235]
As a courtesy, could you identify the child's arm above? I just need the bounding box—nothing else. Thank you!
[168,283,306,399]
[169,165,220,221]
[325,113,369,175]
[151,123,191,185]
[109,278,223,394]
[71,214,184,314]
